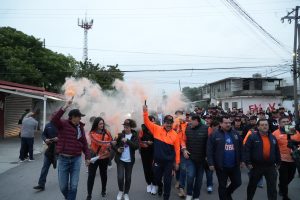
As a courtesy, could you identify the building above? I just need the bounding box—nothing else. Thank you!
[0,80,64,138]
[200,74,284,112]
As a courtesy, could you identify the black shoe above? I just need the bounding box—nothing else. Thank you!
[158,186,163,196]
[86,195,91,200]
[101,192,106,197]
[283,196,291,200]
[33,185,44,190]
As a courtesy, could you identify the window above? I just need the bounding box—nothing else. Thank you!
[254,80,262,90]
[224,102,229,110]
[243,80,249,90]
[232,102,238,108]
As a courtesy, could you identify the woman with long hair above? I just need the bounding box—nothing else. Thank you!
[86,117,113,200]
[113,119,139,200]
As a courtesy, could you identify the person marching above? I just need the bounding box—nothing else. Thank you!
[113,119,139,200]
[52,99,91,200]
[206,116,243,200]
[143,105,180,200]
[181,114,208,200]
[273,116,300,200]
[86,117,113,200]
[139,115,157,194]
[244,119,281,200]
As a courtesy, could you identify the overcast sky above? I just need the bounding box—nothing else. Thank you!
[1,0,299,94]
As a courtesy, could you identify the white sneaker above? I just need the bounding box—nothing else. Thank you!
[124,194,129,200]
[194,199,199,200]
[147,184,152,193]
[186,195,192,200]
[207,186,213,193]
[151,185,157,195]
[117,191,123,200]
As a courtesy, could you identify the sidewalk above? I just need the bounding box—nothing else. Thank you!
[0,133,44,174]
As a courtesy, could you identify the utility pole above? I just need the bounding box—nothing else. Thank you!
[78,16,93,62]
[281,6,299,121]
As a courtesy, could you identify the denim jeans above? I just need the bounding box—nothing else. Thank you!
[58,155,82,200]
[179,154,187,189]
[19,137,34,160]
[38,155,52,187]
[205,167,214,187]
[185,158,204,198]
[117,161,134,194]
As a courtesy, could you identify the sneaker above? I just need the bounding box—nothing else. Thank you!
[117,191,123,200]
[151,186,157,195]
[147,184,152,193]
[33,185,44,190]
[19,159,25,163]
[207,186,213,194]
[193,199,199,200]
[175,181,180,189]
[101,191,106,197]
[28,159,35,162]
[124,194,129,200]
[108,165,113,170]
[185,195,192,200]
[178,188,186,198]
[257,183,263,188]
[158,185,163,196]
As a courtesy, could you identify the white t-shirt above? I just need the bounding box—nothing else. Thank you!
[120,133,132,162]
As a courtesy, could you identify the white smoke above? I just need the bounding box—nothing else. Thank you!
[61,77,188,141]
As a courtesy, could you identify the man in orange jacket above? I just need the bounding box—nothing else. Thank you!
[273,116,300,200]
[143,105,180,200]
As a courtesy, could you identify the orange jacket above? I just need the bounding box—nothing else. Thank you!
[143,111,180,164]
[90,130,113,159]
[273,129,300,162]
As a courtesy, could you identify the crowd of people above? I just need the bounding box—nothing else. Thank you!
[18,99,300,200]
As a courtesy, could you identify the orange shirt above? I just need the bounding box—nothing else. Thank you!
[261,134,271,160]
[273,129,300,162]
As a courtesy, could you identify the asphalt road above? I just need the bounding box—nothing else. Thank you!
[0,153,299,200]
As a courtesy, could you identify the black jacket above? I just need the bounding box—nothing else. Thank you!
[113,130,139,164]
[244,131,281,167]
[185,123,208,163]
[206,128,243,169]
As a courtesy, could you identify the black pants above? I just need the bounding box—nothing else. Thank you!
[216,166,242,200]
[140,148,155,185]
[87,158,109,196]
[247,165,277,200]
[19,137,34,160]
[279,161,296,198]
[117,160,134,194]
[153,160,174,200]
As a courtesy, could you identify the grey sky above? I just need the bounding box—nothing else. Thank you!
[0,0,298,93]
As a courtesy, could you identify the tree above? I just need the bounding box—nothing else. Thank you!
[0,27,124,92]
[0,27,77,92]
[75,60,124,90]
[182,86,202,102]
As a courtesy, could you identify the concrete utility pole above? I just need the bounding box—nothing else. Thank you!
[281,6,299,121]
[78,16,93,62]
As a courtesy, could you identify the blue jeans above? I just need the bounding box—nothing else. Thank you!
[205,167,213,187]
[58,155,81,200]
[185,158,204,198]
[179,154,187,189]
[38,155,52,187]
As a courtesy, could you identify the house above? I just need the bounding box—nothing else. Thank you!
[0,80,64,138]
[200,74,284,112]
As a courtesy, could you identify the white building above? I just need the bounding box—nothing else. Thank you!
[200,74,284,112]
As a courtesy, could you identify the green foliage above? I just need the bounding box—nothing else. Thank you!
[75,61,124,90]
[182,86,202,102]
[0,26,124,92]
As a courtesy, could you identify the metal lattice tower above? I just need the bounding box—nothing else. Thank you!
[78,17,93,61]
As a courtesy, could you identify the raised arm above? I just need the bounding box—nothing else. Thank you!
[143,105,161,137]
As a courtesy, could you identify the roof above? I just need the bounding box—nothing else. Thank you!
[207,76,282,86]
[0,80,64,100]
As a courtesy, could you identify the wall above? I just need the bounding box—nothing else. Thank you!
[221,96,283,111]
[0,93,5,138]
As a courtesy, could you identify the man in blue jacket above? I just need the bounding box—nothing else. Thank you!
[244,119,281,200]
[206,116,243,200]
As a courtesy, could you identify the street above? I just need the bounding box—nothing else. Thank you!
[0,152,299,200]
